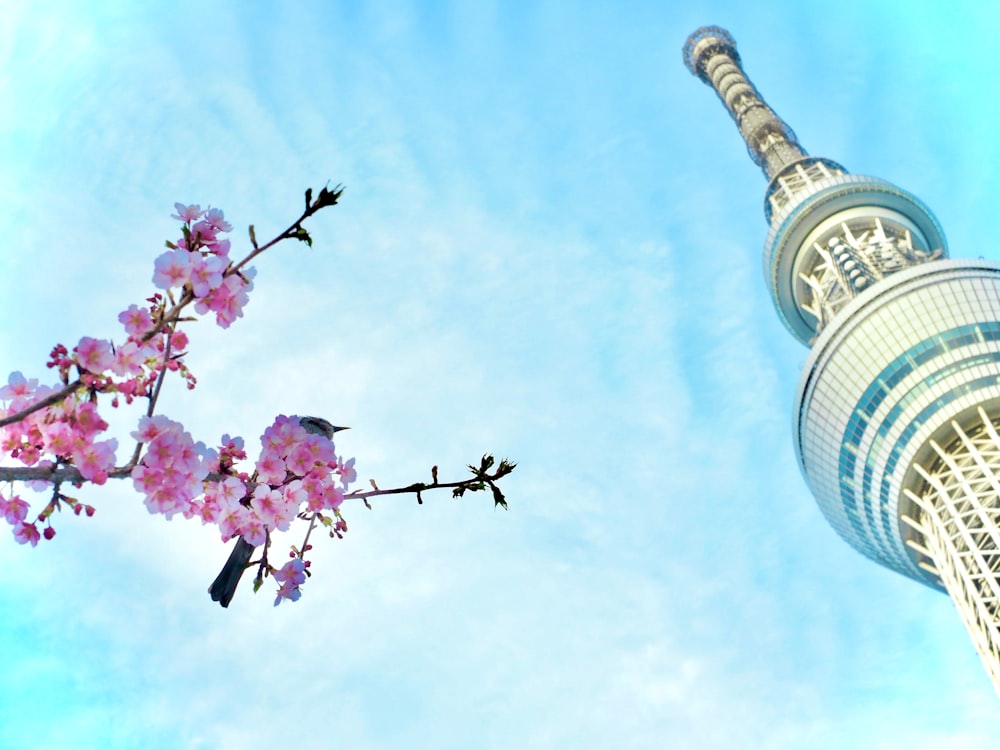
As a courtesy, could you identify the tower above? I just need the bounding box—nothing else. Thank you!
[683,25,1000,693]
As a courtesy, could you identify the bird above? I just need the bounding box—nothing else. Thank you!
[208,415,347,607]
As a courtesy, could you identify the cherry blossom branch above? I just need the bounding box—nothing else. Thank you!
[0,188,516,607]
[0,455,516,501]
[347,454,516,509]
[231,184,343,276]
[0,380,83,429]
[0,192,341,480]
[290,455,516,557]
[240,454,517,601]
[0,293,192,432]
[149,328,177,412]
[238,455,516,602]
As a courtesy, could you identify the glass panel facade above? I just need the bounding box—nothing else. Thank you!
[797,262,1000,584]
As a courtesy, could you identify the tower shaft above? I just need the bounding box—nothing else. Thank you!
[684,24,1000,698]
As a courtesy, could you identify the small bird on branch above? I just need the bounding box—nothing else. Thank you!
[208,415,346,607]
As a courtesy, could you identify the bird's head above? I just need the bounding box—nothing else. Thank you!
[298,416,349,439]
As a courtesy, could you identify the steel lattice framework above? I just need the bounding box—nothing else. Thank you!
[903,408,1000,687]
[684,25,1000,696]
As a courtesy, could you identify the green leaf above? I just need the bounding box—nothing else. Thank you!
[491,484,508,510]
[248,224,258,249]
[294,227,313,247]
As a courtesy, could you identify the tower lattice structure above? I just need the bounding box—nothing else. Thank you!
[684,25,1000,694]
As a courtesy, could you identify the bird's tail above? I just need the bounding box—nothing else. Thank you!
[208,537,256,608]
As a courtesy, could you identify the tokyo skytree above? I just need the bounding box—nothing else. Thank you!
[683,25,1000,694]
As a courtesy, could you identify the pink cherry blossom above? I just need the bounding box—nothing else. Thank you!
[131,414,183,443]
[130,416,210,517]
[250,485,284,529]
[273,558,307,606]
[170,329,190,352]
[203,207,232,233]
[170,203,204,223]
[190,220,218,245]
[194,272,254,328]
[274,580,302,605]
[152,248,194,290]
[75,402,109,437]
[273,498,300,532]
[321,481,345,511]
[111,340,145,377]
[73,438,118,485]
[253,450,284,485]
[216,475,247,506]
[189,253,228,298]
[130,463,159,494]
[142,486,182,517]
[13,522,40,547]
[195,495,220,524]
[337,456,357,487]
[261,414,305,455]
[0,372,38,402]
[43,423,80,457]
[218,502,249,541]
[239,514,267,547]
[75,337,115,374]
[285,444,316,477]
[118,304,155,337]
[1,495,30,525]
[276,557,307,585]
[286,434,337,477]
[206,237,231,255]
[221,434,243,449]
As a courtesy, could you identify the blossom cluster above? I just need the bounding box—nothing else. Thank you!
[0,204,244,515]
[0,491,41,547]
[0,370,120,487]
[155,203,255,329]
[274,558,308,605]
[0,200,363,605]
[129,414,356,604]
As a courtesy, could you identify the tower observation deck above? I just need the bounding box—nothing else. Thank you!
[684,25,1000,694]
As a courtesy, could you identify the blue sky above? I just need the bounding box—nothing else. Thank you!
[3,1,1000,748]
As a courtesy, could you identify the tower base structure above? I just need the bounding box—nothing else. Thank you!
[795,259,1000,693]
[903,407,1000,690]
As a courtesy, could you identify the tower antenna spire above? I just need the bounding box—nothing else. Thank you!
[682,25,806,179]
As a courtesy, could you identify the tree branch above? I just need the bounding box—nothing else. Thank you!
[0,380,83,429]
[0,460,514,503]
